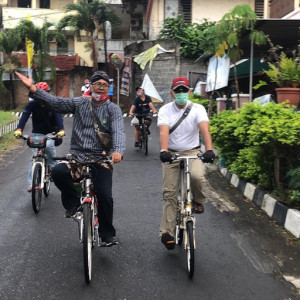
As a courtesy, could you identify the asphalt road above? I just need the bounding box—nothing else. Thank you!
[0,115,299,300]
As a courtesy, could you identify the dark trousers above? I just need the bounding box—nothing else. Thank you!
[52,163,115,238]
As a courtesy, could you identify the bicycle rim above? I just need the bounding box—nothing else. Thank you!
[43,166,51,197]
[83,203,93,284]
[32,164,42,213]
[186,221,195,278]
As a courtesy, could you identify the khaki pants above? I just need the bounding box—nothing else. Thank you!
[159,149,206,237]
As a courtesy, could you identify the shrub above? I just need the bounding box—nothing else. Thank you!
[190,94,217,116]
[210,101,300,197]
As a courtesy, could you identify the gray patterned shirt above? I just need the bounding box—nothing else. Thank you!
[29,89,126,161]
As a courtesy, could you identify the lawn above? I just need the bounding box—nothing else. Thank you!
[0,111,21,152]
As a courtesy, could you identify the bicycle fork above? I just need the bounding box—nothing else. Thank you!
[31,159,45,190]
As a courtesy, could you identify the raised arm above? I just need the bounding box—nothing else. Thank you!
[15,72,37,93]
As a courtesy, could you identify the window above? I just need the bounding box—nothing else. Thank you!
[18,0,31,8]
[57,40,68,55]
[180,0,191,24]
[255,0,264,18]
[40,0,50,9]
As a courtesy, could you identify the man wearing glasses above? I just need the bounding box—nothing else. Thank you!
[157,77,215,250]
[15,70,126,247]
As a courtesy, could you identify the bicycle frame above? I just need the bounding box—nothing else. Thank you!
[75,165,99,247]
[175,154,202,247]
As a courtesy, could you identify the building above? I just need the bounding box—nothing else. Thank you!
[1,0,299,104]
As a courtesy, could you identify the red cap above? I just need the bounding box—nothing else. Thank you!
[171,77,190,90]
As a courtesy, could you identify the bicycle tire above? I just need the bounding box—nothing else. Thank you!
[43,165,51,197]
[186,221,195,278]
[143,130,148,156]
[83,203,93,284]
[32,164,42,213]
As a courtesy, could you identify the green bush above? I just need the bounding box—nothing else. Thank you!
[210,102,300,199]
[190,95,217,115]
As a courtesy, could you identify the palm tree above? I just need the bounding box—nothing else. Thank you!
[0,28,22,109]
[15,20,66,83]
[57,0,120,71]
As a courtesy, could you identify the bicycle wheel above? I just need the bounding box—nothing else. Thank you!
[43,165,51,197]
[186,221,195,278]
[83,203,93,284]
[32,164,42,213]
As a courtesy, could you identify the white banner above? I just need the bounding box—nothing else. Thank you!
[141,74,163,103]
[206,55,230,92]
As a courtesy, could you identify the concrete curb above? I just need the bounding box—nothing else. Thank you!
[218,165,300,239]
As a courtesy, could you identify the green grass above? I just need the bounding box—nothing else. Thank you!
[0,133,21,152]
[0,110,21,152]
[0,111,18,126]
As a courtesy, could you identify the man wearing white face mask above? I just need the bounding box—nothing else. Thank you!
[157,77,215,250]
[15,70,125,247]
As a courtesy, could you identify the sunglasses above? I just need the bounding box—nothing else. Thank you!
[173,87,189,93]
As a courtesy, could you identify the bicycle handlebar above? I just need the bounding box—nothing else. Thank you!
[21,133,58,141]
[53,154,112,165]
[170,153,204,162]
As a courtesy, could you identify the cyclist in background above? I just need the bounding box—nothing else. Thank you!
[14,82,65,192]
[157,77,215,250]
[81,79,91,95]
[129,87,157,147]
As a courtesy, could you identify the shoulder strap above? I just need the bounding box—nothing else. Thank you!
[89,99,101,133]
[169,103,193,134]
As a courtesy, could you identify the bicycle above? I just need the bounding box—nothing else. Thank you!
[53,154,112,284]
[133,112,152,156]
[171,152,204,278]
[21,133,57,213]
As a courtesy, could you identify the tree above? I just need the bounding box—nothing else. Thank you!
[57,0,120,71]
[15,20,66,83]
[0,28,22,109]
[158,15,216,58]
[214,4,267,108]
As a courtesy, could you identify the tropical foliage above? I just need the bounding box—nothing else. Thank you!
[15,20,66,83]
[0,28,22,109]
[57,0,120,71]
[210,102,300,207]
[158,15,216,58]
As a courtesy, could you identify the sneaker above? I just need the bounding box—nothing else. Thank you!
[134,142,139,147]
[65,206,80,218]
[192,201,204,214]
[101,236,119,247]
[161,232,175,250]
[27,185,32,193]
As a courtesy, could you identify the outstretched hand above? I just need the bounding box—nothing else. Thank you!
[15,71,37,93]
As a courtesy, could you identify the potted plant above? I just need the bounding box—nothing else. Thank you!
[264,52,300,106]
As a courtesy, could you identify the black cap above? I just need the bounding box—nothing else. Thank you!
[90,71,110,84]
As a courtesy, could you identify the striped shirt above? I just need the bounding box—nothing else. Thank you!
[29,89,126,161]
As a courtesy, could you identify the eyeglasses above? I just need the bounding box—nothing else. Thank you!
[92,82,109,88]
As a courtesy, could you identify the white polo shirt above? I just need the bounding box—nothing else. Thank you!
[157,100,209,151]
